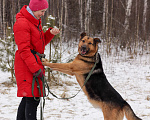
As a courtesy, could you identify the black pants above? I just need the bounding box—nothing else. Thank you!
[16,97,40,120]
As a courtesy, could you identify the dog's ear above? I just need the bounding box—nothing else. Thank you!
[80,32,86,39]
[94,38,101,44]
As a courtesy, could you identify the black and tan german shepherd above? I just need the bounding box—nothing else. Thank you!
[42,32,142,120]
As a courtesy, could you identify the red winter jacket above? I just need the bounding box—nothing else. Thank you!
[13,5,54,97]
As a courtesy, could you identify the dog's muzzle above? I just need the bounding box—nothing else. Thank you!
[81,45,89,55]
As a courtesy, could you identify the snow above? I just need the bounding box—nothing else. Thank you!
[0,44,150,120]
[48,15,55,20]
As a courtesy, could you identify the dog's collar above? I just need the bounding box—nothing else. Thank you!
[78,53,97,63]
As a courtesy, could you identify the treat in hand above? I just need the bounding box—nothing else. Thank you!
[50,28,60,35]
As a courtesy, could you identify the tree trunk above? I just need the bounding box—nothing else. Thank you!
[59,0,63,62]
[17,0,20,12]
[57,0,64,84]
[85,0,91,34]
[79,0,83,32]
[105,0,109,54]
[64,0,68,42]
[143,0,147,40]
[48,42,51,82]
[3,0,6,40]
[102,0,107,36]
[110,0,113,38]
[11,0,15,31]
[124,0,133,34]
[135,0,139,51]
[0,0,2,36]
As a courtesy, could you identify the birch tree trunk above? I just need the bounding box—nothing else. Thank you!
[105,0,109,54]
[124,0,133,34]
[102,0,107,36]
[59,0,63,61]
[64,0,67,42]
[110,0,113,37]
[85,0,88,33]
[58,0,64,84]
[143,0,147,40]
[85,0,91,34]
[79,0,83,32]
[89,0,92,34]
[135,0,139,51]
[0,0,2,36]
[107,0,114,54]
[3,0,6,40]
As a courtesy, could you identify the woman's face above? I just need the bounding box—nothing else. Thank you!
[33,9,47,19]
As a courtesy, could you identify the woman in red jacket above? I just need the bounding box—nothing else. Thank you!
[13,0,60,119]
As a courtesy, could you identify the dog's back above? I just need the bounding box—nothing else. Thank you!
[84,53,142,120]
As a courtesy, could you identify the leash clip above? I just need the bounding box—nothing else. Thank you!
[36,52,46,59]
[31,49,46,61]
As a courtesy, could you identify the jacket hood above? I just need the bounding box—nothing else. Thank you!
[16,5,41,27]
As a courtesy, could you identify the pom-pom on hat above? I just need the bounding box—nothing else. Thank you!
[29,0,48,11]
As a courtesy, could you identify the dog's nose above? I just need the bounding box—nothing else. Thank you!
[81,45,86,50]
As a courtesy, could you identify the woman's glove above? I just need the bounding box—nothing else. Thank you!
[33,69,43,78]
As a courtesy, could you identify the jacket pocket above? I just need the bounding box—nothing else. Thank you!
[17,80,32,97]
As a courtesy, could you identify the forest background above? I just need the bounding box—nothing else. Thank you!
[0,1,150,119]
[0,0,150,81]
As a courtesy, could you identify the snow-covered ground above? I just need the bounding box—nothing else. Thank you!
[0,43,150,120]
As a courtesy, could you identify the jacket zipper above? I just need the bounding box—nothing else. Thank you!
[37,20,44,53]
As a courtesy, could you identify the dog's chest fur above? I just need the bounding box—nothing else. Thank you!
[82,54,126,108]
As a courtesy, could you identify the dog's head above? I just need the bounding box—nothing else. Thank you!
[78,32,101,57]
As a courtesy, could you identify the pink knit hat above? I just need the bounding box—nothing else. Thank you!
[29,0,48,11]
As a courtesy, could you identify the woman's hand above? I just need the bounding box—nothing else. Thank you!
[42,58,49,66]
[50,28,60,35]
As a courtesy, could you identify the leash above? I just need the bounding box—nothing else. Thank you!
[31,50,98,119]
[32,53,98,100]
[32,69,46,120]
[45,53,99,100]
[31,49,47,120]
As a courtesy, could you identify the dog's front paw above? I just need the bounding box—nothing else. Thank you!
[42,58,49,66]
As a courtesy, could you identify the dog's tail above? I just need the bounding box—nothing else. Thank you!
[123,102,142,120]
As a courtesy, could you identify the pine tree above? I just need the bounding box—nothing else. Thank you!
[0,27,16,82]
[43,15,60,83]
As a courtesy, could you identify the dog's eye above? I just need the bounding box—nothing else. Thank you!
[82,40,85,43]
[88,42,92,45]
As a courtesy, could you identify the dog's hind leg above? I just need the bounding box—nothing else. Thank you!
[101,103,113,120]
[102,103,124,120]
[103,110,124,120]
[114,110,124,120]
[123,103,142,120]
